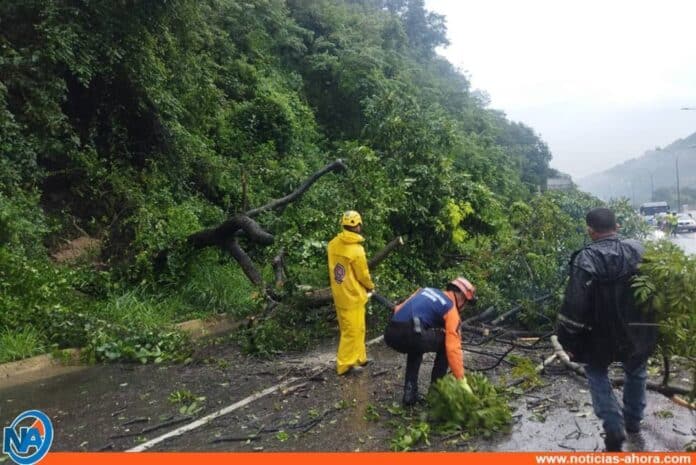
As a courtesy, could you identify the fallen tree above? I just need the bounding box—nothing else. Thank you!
[157,159,347,291]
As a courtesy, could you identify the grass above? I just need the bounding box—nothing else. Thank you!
[180,254,257,317]
[0,328,46,363]
[0,249,264,364]
[96,290,181,330]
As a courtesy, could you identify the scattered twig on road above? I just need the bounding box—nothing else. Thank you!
[127,371,318,452]
[281,382,308,395]
[527,393,560,409]
[564,418,585,440]
[212,424,266,444]
[558,443,577,452]
[297,407,341,434]
[97,442,115,451]
[212,434,262,443]
[110,407,127,417]
[465,347,514,359]
[140,416,191,435]
[471,345,517,372]
[574,418,583,436]
[671,395,696,410]
[122,417,150,426]
[110,415,192,439]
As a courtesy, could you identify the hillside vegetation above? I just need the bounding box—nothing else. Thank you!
[578,132,696,209]
[1,0,606,362]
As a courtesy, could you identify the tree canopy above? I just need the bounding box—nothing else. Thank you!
[1,0,577,361]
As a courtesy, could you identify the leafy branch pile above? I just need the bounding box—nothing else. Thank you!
[427,374,512,437]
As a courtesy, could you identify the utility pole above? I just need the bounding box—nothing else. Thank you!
[676,155,681,212]
[649,173,654,201]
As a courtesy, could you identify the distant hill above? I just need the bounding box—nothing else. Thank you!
[577,131,696,210]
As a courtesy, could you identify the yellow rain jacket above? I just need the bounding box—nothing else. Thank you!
[327,231,375,308]
[328,230,375,374]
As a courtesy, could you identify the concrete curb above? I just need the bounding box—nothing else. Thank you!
[174,314,240,340]
[0,314,240,390]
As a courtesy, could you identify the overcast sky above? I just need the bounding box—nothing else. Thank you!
[426,0,696,179]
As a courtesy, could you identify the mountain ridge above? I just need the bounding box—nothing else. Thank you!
[577,131,696,208]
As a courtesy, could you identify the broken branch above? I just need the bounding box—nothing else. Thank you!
[367,236,405,268]
[246,159,347,217]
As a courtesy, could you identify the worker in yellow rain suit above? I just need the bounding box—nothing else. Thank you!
[328,210,375,375]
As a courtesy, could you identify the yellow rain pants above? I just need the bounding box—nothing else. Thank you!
[335,304,367,374]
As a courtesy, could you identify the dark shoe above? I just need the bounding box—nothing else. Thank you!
[625,432,646,452]
[402,381,418,406]
[625,422,641,434]
[358,359,371,367]
[604,430,626,452]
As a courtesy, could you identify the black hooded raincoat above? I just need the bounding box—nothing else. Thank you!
[556,235,657,367]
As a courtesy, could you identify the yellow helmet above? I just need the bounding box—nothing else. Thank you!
[341,210,362,227]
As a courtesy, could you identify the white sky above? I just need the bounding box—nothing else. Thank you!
[426,0,696,178]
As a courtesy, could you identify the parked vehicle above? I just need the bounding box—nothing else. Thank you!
[676,214,696,233]
[639,201,670,217]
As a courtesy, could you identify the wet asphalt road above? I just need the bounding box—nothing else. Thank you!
[670,231,696,255]
[1,337,693,452]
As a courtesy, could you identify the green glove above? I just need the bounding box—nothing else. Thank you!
[458,377,474,395]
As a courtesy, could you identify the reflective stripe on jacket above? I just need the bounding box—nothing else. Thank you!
[328,231,375,308]
[392,288,464,379]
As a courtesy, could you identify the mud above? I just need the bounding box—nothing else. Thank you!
[1,333,693,453]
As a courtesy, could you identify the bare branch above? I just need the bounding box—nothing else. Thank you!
[188,214,273,249]
[246,159,347,217]
[463,306,497,325]
[551,335,692,397]
[490,294,552,326]
[224,239,263,286]
[367,236,405,268]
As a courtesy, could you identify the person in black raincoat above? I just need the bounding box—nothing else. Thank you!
[556,207,657,452]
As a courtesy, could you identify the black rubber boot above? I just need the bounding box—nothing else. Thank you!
[625,421,641,434]
[402,381,418,406]
[604,430,626,452]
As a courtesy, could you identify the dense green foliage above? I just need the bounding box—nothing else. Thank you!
[1,0,611,360]
[633,241,696,394]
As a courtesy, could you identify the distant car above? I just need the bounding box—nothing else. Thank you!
[676,214,696,233]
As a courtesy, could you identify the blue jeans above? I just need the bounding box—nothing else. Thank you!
[584,359,647,437]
